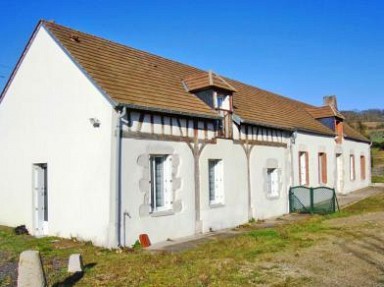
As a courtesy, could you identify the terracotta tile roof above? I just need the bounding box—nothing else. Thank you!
[40,21,369,142]
[183,71,236,92]
[343,123,370,142]
[41,21,218,119]
[306,106,345,120]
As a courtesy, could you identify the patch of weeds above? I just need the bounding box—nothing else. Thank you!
[248,229,280,239]
[0,276,12,287]
[132,240,142,250]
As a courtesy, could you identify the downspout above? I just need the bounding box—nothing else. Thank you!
[289,130,297,212]
[116,106,127,247]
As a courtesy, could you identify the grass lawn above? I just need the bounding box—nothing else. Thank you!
[1,191,384,286]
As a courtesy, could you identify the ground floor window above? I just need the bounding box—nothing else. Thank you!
[350,154,356,181]
[208,159,224,205]
[299,151,309,186]
[318,152,327,185]
[360,155,366,180]
[150,155,172,212]
[266,168,280,197]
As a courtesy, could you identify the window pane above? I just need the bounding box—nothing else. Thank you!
[154,157,164,208]
[208,160,217,202]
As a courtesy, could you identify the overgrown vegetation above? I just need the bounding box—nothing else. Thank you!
[1,192,384,286]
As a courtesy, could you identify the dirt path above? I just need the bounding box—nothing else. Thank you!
[251,212,384,286]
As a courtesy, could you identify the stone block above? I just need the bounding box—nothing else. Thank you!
[67,254,83,273]
[17,250,46,287]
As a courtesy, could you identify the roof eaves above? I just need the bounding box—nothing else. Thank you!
[41,22,118,108]
[241,119,293,132]
[119,103,222,120]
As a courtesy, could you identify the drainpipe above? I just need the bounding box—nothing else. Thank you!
[289,130,297,212]
[116,106,127,247]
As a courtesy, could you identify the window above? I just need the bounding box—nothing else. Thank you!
[360,155,366,180]
[350,154,356,181]
[217,95,224,108]
[318,153,327,185]
[299,152,309,186]
[208,159,224,205]
[267,168,279,197]
[150,155,172,212]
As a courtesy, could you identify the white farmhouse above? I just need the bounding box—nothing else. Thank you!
[0,21,371,247]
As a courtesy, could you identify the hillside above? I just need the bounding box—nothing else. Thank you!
[342,109,384,143]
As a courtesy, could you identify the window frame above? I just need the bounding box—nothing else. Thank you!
[350,154,356,181]
[360,155,366,180]
[299,151,309,186]
[266,168,280,198]
[208,159,224,206]
[149,155,172,213]
[318,152,327,185]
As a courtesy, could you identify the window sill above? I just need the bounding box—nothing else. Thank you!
[209,203,225,209]
[150,210,175,217]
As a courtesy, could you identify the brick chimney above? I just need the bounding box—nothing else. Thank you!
[323,95,337,109]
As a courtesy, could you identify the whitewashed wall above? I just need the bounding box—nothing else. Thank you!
[250,145,290,219]
[292,132,371,194]
[0,26,115,246]
[341,138,371,193]
[199,139,248,232]
[120,138,195,246]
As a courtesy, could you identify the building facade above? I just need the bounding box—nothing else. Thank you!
[0,21,371,247]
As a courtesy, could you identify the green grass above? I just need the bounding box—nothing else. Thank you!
[1,191,384,286]
[372,147,384,166]
[372,175,384,183]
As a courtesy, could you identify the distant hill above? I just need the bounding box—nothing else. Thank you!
[342,109,384,122]
[341,109,384,144]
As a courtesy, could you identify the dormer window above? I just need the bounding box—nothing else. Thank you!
[217,95,224,108]
[182,70,236,113]
[215,92,231,111]
[305,96,345,143]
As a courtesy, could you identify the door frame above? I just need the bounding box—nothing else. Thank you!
[32,163,48,236]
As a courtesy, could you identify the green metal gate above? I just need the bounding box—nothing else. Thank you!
[289,186,340,214]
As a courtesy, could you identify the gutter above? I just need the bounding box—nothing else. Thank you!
[115,106,127,247]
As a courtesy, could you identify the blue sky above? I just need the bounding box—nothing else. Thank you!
[0,0,383,110]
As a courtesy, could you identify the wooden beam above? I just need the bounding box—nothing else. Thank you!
[136,112,145,132]
[122,130,216,144]
[233,139,287,148]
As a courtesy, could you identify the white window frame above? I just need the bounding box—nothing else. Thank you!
[299,151,309,186]
[149,155,172,213]
[266,168,279,197]
[208,159,224,205]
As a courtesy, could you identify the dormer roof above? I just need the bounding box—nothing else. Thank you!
[182,71,237,93]
[306,105,345,120]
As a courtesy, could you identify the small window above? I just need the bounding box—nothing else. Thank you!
[208,159,224,205]
[318,153,327,185]
[360,155,366,180]
[150,155,172,212]
[350,154,356,181]
[299,152,309,186]
[267,168,279,197]
[217,96,224,108]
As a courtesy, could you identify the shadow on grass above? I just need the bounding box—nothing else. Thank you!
[52,263,96,287]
